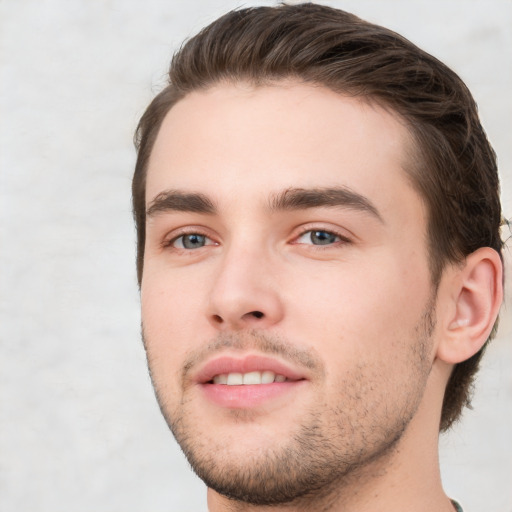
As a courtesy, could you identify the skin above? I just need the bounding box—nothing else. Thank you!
[140,82,499,511]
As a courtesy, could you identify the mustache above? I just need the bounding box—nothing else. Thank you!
[179,330,325,383]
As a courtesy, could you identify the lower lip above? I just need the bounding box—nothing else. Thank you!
[200,381,304,409]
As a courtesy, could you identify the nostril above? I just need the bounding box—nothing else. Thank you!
[251,311,264,319]
[212,314,223,324]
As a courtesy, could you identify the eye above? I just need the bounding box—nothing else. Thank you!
[171,233,214,249]
[296,230,343,246]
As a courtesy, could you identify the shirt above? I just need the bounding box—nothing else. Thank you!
[451,499,463,512]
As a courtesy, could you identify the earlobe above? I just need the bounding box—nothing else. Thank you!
[437,247,503,364]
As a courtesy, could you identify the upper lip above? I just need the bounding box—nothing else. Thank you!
[194,354,308,384]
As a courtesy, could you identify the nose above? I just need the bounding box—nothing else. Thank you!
[207,244,284,331]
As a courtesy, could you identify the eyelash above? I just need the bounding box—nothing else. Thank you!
[162,226,351,252]
[162,229,216,250]
[293,227,352,247]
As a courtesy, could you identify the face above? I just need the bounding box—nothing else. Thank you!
[141,82,437,505]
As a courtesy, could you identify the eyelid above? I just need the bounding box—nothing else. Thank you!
[291,224,353,245]
[159,223,353,250]
[162,226,219,249]
[174,234,215,249]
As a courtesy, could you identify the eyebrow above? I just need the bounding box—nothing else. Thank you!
[269,187,383,222]
[146,186,383,223]
[146,190,216,217]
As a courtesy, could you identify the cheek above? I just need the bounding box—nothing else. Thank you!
[142,259,208,331]
[140,271,205,385]
[286,251,432,362]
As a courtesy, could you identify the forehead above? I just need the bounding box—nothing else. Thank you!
[146,82,423,224]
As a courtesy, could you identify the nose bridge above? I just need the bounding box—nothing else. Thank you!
[207,235,283,329]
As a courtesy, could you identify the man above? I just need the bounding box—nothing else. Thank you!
[132,4,504,511]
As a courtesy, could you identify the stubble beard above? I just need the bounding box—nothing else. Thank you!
[144,303,435,508]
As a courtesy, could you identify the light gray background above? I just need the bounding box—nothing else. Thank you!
[1,1,511,511]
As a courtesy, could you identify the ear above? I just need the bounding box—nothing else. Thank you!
[436,247,503,364]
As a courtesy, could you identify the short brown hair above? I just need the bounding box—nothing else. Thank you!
[132,3,503,431]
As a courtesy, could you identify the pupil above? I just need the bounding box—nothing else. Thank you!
[311,231,336,245]
[183,234,205,249]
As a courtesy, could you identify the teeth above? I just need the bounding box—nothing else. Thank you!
[226,373,243,385]
[213,374,228,384]
[243,371,261,385]
[261,370,275,384]
[212,371,288,385]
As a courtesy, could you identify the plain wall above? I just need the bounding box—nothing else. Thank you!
[1,1,511,511]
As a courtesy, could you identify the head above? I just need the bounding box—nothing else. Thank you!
[133,3,502,431]
[132,3,503,506]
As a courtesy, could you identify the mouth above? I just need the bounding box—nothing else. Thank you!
[194,354,307,408]
[211,370,291,385]
[195,354,306,384]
